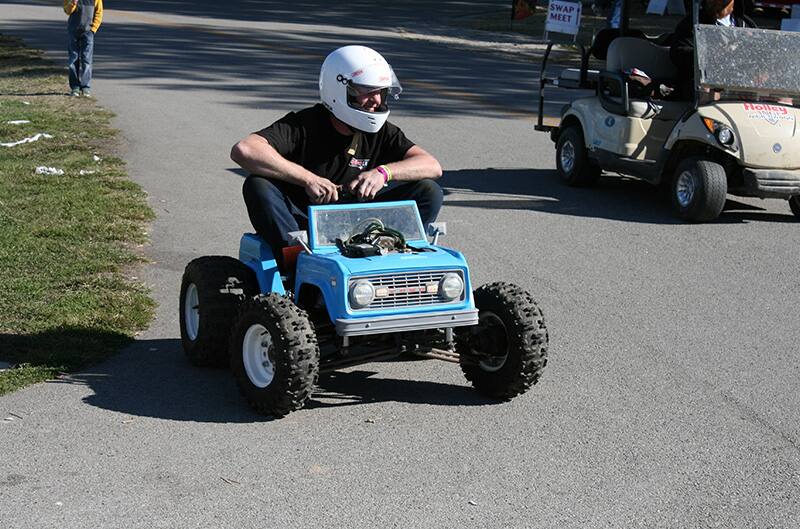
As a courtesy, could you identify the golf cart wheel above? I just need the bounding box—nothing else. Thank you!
[229,294,319,417]
[789,196,800,219]
[671,158,727,222]
[556,125,600,186]
[457,282,549,400]
[179,256,259,367]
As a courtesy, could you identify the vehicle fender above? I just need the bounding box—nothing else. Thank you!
[558,109,589,144]
[665,109,741,163]
[238,233,285,295]
[558,98,599,148]
[294,253,347,323]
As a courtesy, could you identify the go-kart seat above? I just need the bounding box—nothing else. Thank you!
[600,37,690,121]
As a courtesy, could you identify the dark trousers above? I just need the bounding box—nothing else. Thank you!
[243,176,444,264]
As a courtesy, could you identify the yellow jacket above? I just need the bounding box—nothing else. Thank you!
[63,0,103,33]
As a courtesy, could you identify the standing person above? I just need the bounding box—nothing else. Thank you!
[63,0,103,97]
[606,0,622,28]
[231,45,443,270]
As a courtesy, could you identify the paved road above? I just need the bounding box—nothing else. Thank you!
[2,2,800,528]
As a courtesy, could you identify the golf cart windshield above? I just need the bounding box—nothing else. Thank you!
[311,203,425,248]
[695,25,800,103]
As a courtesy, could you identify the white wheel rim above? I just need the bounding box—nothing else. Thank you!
[184,283,199,341]
[477,312,508,373]
[560,140,576,174]
[242,324,275,388]
[676,170,696,208]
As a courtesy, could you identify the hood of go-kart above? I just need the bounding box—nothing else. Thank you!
[320,244,469,276]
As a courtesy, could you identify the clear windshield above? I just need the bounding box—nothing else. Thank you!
[312,204,424,248]
[695,25,800,100]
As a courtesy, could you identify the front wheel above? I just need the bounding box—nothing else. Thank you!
[230,294,319,417]
[556,125,600,186]
[671,158,727,222]
[789,196,800,219]
[457,282,549,400]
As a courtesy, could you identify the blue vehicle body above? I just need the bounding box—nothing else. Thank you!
[238,200,479,338]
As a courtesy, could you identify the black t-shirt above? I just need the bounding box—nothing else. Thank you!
[255,104,415,206]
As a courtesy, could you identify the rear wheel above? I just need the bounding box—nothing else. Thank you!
[789,196,800,219]
[671,158,727,222]
[230,294,319,417]
[179,256,259,367]
[556,125,600,186]
[457,282,549,400]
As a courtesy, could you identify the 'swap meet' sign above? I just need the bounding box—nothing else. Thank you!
[546,0,581,35]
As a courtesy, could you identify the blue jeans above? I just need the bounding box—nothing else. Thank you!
[243,176,444,265]
[607,0,622,29]
[67,29,94,90]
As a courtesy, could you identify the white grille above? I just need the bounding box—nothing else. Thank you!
[350,270,464,310]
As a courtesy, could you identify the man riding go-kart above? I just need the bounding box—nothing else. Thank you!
[231,44,444,267]
[178,46,550,417]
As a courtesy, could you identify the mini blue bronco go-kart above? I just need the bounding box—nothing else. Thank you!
[179,200,549,417]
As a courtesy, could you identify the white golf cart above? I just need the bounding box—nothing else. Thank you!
[536,0,800,221]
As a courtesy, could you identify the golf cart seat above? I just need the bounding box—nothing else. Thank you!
[599,37,689,120]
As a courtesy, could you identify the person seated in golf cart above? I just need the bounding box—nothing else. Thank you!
[670,0,756,99]
[230,45,443,271]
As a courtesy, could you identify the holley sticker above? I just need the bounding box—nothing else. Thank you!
[743,103,793,125]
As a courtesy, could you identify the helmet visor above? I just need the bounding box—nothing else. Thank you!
[345,65,402,113]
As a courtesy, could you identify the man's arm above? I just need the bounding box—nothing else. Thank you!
[64,0,77,15]
[346,145,442,200]
[91,0,103,32]
[230,133,340,204]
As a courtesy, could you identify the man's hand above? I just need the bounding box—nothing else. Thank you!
[305,176,339,204]
[346,168,385,200]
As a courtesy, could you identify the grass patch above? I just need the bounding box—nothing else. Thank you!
[0,34,155,395]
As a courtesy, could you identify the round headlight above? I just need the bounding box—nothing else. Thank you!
[349,280,375,308]
[439,273,464,301]
[717,127,734,146]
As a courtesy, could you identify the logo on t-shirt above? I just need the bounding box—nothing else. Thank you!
[349,158,370,170]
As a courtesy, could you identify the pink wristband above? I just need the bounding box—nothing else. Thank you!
[376,165,390,184]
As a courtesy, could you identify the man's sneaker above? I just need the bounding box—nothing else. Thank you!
[81,89,93,98]
[70,88,81,97]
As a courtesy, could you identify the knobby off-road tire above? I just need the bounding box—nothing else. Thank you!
[179,256,259,367]
[556,125,600,186]
[457,282,549,400]
[789,196,800,219]
[229,294,320,417]
[671,157,727,222]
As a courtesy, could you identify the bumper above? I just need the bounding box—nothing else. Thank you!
[336,308,479,337]
[742,168,800,198]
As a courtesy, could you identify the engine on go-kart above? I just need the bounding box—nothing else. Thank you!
[335,218,411,257]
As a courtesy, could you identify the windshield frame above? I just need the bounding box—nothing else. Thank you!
[308,201,428,251]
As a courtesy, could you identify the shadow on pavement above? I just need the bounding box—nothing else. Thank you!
[4,0,507,28]
[441,168,795,224]
[308,368,495,410]
[4,15,541,119]
[53,338,491,422]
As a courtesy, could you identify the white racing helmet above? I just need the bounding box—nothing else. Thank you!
[319,45,402,133]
